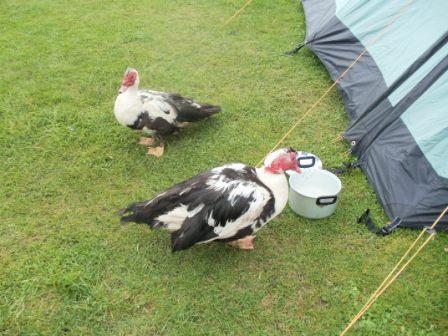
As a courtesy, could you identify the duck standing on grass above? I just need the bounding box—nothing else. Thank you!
[114,68,221,157]
[119,148,301,251]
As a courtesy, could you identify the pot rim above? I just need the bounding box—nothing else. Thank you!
[288,169,342,199]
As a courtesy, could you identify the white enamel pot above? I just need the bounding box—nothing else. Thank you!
[288,169,342,219]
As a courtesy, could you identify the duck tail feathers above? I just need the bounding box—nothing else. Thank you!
[118,201,154,226]
[199,104,221,115]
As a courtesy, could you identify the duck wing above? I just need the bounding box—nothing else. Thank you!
[140,90,221,123]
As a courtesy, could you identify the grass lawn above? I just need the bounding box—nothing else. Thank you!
[1,0,447,335]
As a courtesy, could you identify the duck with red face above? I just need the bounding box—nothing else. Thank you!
[114,68,221,157]
[119,148,301,251]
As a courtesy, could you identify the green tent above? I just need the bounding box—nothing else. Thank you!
[299,0,448,231]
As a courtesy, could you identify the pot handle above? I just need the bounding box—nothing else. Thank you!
[298,156,316,168]
[316,195,337,206]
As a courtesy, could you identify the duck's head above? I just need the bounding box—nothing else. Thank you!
[264,147,301,174]
[119,67,140,93]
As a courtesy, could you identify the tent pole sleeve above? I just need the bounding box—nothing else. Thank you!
[348,31,448,131]
[359,55,448,157]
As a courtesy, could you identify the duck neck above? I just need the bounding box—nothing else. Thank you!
[256,167,289,215]
[114,84,143,125]
[123,84,139,96]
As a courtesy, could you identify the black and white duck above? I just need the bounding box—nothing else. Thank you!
[119,148,301,251]
[114,68,221,156]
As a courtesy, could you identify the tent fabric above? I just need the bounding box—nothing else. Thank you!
[301,0,448,230]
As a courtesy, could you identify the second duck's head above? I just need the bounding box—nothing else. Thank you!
[264,148,301,174]
[119,67,140,93]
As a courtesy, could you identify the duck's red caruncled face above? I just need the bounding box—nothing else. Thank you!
[267,151,301,173]
[119,69,138,93]
[122,72,136,86]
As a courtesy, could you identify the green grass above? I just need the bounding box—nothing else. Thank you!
[0,0,447,335]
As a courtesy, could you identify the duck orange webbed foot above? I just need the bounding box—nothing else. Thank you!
[138,137,155,146]
[228,235,255,250]
[138,137,164,157]
[147,141,165,158]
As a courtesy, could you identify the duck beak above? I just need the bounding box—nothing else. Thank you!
[119,85,128,94]
[292,152,302,173]
[292,162,302,173]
